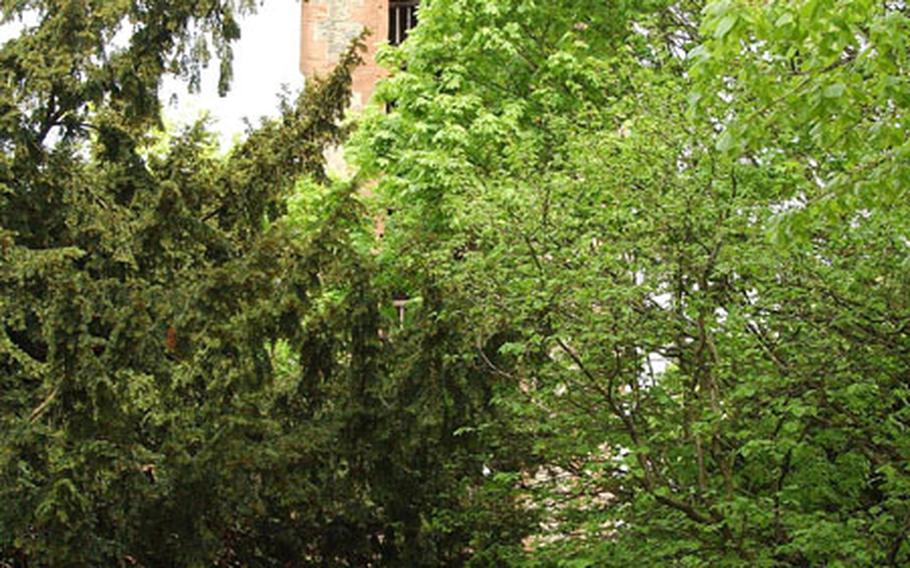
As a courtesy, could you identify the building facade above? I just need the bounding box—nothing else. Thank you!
[299,0,418,108]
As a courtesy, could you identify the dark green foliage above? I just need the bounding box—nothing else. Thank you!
[0,7,365,562]
[0,1,521,564]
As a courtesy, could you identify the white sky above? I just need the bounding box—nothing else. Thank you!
[162,0,304,149]
[1,0,303,149]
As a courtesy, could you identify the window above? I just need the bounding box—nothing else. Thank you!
[388,0,418,46]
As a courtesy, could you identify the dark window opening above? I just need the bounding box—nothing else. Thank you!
[389,1,419,46]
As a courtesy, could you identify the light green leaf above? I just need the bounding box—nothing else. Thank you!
[775,13,794,27]
[714,15,738,39]
[716,129,736,152]
[823,82,846,98]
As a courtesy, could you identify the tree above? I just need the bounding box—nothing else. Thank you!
[0,0,377,563]
[4,0,908,564]
[692,0,910,234]
[354,0,910,564]
[1,1,525,563]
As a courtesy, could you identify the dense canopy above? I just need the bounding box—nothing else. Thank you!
[2,0,908,566]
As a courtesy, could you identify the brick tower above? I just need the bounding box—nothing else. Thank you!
[299,0,418,108]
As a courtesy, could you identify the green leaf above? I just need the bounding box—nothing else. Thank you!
[714,15,738,39]
[775,13,795,27]
[823,82,846,98]
[716,129,736,152]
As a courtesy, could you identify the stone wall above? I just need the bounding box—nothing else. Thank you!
[299,0,389,108]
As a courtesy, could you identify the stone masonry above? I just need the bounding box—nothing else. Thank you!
[299,0,390,108]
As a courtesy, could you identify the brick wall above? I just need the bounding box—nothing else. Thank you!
[299,0,390,108]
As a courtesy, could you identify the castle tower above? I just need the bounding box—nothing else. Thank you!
[299,0,418,108]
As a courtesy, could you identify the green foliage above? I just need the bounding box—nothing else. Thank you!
[3,0,910,565]
[692,0,910,231]
[354,0,910,565]
[2,1,378,564]
[0,1,522,563]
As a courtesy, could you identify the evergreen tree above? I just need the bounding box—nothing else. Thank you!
[0,1,381,564]
[1,1,520,564]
